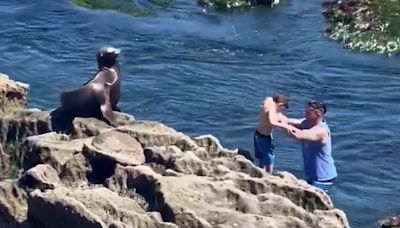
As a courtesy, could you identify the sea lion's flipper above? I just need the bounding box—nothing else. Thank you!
[96,83,118,127]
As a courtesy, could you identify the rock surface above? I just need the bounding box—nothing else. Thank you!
[380,216,400,228]
[0,73,29,114]
[322,0,400,55]
[71,0,174,17]
[197,0,278,11]
[0,73,350,227]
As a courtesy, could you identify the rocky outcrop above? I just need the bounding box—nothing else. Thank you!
[71,0,174,17]
[0,73,350,227]
[197,0,278,11]
[28,186,178,228]
[0,73,29,114]
[380,216,400,228]
[71,0,278,16]
[322,0,400,55]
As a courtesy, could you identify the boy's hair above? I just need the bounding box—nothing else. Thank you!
[272,94,289,109]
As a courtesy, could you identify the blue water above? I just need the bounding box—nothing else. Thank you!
[1,0,399,227]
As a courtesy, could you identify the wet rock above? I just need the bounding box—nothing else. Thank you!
[198,0,276,10]
[71,0,173,17]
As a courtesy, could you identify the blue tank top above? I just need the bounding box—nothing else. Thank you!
[300,120,337,181]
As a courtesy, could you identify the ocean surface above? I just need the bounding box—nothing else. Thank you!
[0,0,399,227]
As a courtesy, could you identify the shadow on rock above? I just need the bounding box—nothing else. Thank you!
[49,107,74,134]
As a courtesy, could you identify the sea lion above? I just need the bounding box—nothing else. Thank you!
[59,46,122,127]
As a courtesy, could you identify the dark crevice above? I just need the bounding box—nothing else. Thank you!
[5,91,23,100]
[86,154,116,185]
[49,107,75,135]
[126,175,175,223]
[144,148,176,170]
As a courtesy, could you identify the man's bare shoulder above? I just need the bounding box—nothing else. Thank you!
[310,125,329,142]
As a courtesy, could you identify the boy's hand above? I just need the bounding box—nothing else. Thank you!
[286,125,298,136]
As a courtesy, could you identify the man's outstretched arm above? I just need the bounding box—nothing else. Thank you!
[287,118,305,128]
[287,125,327,142]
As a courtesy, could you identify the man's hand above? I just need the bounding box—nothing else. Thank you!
[286,125,299,137]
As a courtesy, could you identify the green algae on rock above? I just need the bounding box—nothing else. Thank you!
[72,0,174,17]
[322,0,400,55]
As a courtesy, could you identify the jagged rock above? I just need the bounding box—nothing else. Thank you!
[28,186,178,228]
[82,130,145,183]
[0,110,52,178]
[144,145,264,178]
[0,180,30,227]
[107,165,349,228]
[198,0,277,10]
[0,74,351,228]
[19,164,61,191]
[0,106,134,178]
[0,73,29,114]
[380,216,400,228]
[0,110,52,145]
[23,132,91,173]
[194,134,225,156]
[70,113,135,139]
[84,129,145,167]
[116,121,198,151]
[60,153,92,185]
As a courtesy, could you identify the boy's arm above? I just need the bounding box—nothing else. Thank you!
[287,118,305,128]
[264,102,289,129]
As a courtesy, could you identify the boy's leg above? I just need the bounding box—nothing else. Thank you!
[254,131,275,174]
[265,135,275,174]
[265,152,275,174]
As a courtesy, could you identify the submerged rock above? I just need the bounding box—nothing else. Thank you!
[380,215,400,228]
[71,0,174,17]
[322,0,400,55]
[197,0,278,11]
[0,73,350,227]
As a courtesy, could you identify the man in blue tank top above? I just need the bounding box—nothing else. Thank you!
[286,100,337,192]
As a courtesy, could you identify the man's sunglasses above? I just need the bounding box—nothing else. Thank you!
[307,100,326,114]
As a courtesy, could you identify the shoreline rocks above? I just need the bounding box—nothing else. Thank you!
[0,73,350,227]
[322,0,400,55]
[71,0,173,17]
[379,216,400,228]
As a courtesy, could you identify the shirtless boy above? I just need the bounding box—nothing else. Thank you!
[254,94,289,174]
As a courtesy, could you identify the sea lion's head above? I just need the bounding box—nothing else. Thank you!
[96,46,121,69]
